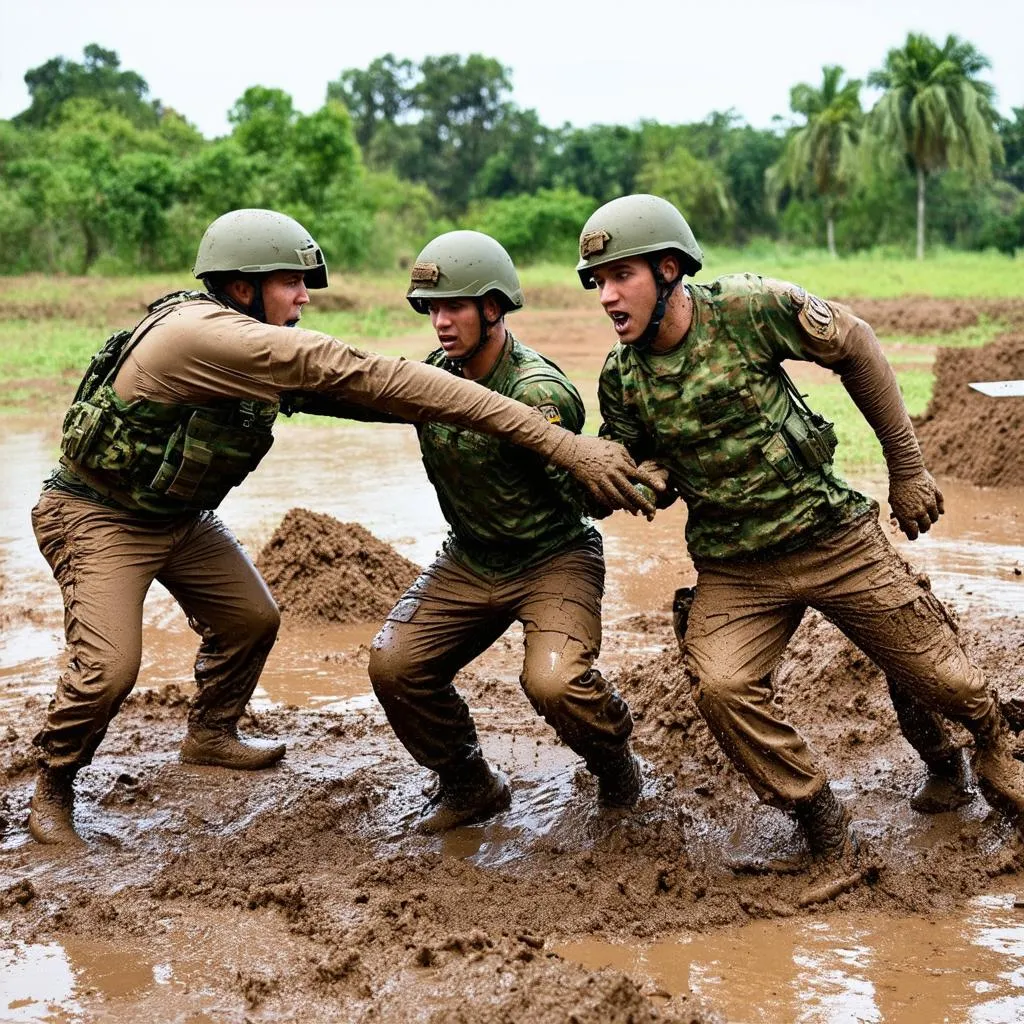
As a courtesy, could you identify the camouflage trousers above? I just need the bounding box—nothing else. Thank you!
[30,490,280,771]
[368,530,633,777]
[683,512,991,807]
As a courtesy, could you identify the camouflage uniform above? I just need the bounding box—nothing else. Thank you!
[599,273,989,807]
[369,335,634,778]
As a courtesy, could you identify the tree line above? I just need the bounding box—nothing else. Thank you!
[1,38,1021,275]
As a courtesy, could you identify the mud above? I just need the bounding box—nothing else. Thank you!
[255,508,420,624]
[838,296,1024,336]
[3,293,1024,1020]
[914,334,1024,487]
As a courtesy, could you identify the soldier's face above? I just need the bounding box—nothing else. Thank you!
[591,258,657,344]
[262,271,310,326]
[428,298,482,357]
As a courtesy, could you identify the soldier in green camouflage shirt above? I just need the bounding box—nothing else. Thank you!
[577,193,1024,869]
[369,231,640,831]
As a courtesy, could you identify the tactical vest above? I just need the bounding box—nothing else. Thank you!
[418,337,591,577]
[59,291,279,515]
[600,276,871,560]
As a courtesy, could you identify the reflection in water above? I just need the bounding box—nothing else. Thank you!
[557,894,1024,1023]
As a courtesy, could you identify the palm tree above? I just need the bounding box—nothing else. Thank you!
[768,65,862,256]
[867,33,1002,259]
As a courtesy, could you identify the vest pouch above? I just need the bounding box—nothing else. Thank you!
[151,410,274,507]
[761,431,801,483]
[781,404,838,470]
[60,400,106,463]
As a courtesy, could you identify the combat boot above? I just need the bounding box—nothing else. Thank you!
[969,707,1024,820]
[595,749,642,809]
[180,724,286,770]
[910,749,974,814]
[794,783,861,865]
[29,766,84,847]
[418,759,511,834]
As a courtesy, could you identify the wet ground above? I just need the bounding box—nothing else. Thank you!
[2,406,1023,1022]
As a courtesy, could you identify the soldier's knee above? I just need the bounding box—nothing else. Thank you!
[246,599,280,644]
[75,648,141,715]
[522,665,572,710]
[367,642,413,705]
[687,664,750,712]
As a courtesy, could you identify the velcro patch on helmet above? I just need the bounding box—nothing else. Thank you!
[792,288,838,343]
[580,230,611,260]
[537,403,562,426]
[296,244,322,267]
[410,262,440,285]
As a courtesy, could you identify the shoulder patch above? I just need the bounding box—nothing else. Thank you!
[792,288,838,343]
[537,403,562,425]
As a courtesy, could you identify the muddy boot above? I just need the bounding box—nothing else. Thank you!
[726,785,859,875]
[910,749,974,814]
[180,724,286,770]
[29,766,84,847]
[970,708,1024,820]
[794,783,860,864]
[595,749,642,809]
[418,759,511,834]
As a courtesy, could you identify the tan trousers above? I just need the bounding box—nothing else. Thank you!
[31,490,280,771]
[683,513,991,807]
[367,531,633,776]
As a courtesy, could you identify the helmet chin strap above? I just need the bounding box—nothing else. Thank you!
[446,299,501,373]
[209,274,268,324]
[634,258,681,352]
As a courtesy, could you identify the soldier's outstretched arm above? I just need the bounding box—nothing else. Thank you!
[797,304,943,540]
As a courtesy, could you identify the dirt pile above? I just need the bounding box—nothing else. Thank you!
[255,508,420,623]
[913,335,1024,487]
[839,297,1024,336]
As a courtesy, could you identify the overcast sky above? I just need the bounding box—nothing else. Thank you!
[1,0,1021,137]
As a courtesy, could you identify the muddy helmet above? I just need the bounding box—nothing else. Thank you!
[407,231,524,314]
[194,209,328,289]
[576,194,703,288]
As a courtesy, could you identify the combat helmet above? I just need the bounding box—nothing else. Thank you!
[194,209,328,290]
[576,195,703,350]
[407,231,524,315]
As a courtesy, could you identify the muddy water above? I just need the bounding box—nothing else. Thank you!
[1,417,1021,709]
[558,892,1024,1023]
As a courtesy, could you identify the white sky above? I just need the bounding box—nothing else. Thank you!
[1,0,1021,137]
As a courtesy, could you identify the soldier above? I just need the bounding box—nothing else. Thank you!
[575,193,1024,868]
[28,209,659,846]
[368,231,641,831]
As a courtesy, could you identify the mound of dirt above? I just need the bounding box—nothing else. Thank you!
[255,508,420,623]
[839,297,1024,336]
[913,335,1024,487]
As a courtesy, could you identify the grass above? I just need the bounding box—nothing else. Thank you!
[522,248,1024,299]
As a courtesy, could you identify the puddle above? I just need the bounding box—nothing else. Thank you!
[557,893,1024,1023]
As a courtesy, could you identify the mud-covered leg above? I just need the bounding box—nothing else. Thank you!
[516,536,638,807]
[888,682,973,813]
[368,557,512,831]
[160,512,285,770]
[29,493,164,844]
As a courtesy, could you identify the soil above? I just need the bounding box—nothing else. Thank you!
[255,508,421,624]
[914,334,1024,487]
[2,292,1024,1022]
[838,297,1024,336]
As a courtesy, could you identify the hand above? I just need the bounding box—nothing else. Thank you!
[888,469,944,540]
[559,435,665,515]
[636,459,675,520]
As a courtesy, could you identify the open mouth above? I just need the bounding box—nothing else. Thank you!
[609,311,630,335]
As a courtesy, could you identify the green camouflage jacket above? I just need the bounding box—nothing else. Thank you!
[598,273,873,561]
[419,334,593,577]
[51,291,278,515]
